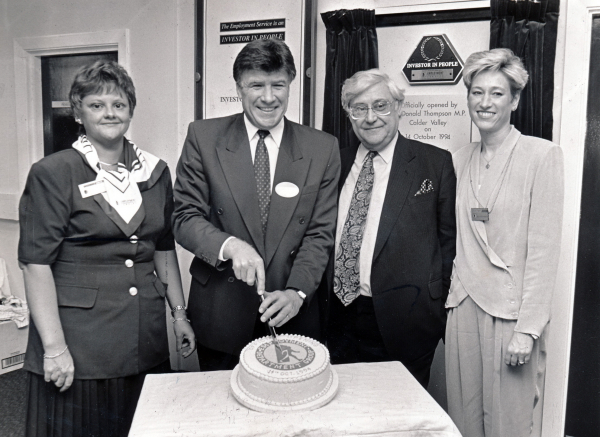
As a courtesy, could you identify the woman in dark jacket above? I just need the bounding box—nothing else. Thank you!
[19,61,196,437]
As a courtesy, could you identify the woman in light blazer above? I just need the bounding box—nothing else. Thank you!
[445,48,564,437]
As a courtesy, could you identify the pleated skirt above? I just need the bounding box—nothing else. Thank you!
[25,360,171,437]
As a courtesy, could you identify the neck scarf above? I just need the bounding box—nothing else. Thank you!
[73,135,159,223]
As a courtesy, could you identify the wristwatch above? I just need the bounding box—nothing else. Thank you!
[288,287,306,300]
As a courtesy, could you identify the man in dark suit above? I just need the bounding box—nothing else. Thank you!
[324,69,456,387]
[173,38,340,371]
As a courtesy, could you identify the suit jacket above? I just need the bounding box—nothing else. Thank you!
[322,133,457,364]
[19,147,173,379]
[449,127,564,337]
[173,113,340,354]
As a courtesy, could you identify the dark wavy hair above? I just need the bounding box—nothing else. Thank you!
[69,60,136,116]
[233,38,296,84]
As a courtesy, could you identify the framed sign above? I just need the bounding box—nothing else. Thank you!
[198,0,313,124]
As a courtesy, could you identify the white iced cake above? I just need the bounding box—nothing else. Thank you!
[230,334,338,412]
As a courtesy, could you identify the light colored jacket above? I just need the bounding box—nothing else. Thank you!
[447,127,564,337]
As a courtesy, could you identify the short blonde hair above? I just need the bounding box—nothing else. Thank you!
[341,69,405,113]
[463,48,529,97]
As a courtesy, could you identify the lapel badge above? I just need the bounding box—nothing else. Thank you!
[275,182,300,198]
[414,179,434,196]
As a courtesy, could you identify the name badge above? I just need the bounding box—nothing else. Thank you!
[79,180,106,198]
[471,208,489,222]
[275,182,300,198]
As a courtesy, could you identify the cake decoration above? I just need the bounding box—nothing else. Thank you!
[230,334,338,412]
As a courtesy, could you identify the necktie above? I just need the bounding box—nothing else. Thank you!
[334,151,377,306]
[254,130,271,236]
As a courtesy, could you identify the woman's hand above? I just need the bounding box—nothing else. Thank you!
[504,332,534,367]
[172,320,196,358]
[43,347,75,392]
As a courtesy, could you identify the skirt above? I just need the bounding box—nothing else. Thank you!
[25,360,171,437]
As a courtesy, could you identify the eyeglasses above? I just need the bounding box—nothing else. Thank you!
[349,100,394,120]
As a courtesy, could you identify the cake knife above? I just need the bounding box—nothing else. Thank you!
[259,293,282,351]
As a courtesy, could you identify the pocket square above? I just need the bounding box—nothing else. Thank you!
[414,179,434,196]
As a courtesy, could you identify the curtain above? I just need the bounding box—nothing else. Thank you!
[321,9,378,149]
[490,0,560,141]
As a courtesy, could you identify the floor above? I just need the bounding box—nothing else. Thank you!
[0,368,27,437]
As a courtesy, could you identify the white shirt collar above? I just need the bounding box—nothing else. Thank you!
[243,114,285,147]
[356,130,399,164]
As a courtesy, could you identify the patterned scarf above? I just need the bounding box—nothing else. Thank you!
[72,135,160,223]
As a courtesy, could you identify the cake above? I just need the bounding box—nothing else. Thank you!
[230,334,339,412]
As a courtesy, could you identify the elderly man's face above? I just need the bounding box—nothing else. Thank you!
[348,82,400,151]
[236,69,291,130]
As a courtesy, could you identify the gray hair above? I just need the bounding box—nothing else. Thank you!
[341,69,405,113]
[463,48,529,97]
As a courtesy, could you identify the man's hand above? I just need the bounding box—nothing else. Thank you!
[259,289,303,327]
[222,238,266,293]
[504,331,534,367]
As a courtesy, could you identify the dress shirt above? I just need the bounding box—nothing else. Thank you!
[219,115,284,261]
[335,131,399,297]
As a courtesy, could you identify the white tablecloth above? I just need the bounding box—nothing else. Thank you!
[129,361,461,437]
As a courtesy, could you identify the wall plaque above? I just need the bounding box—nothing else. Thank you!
[402,35,464,85]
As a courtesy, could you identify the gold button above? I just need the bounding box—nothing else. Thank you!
[130,235,138,244]
[129,287,138,296]
[125,259,134,268]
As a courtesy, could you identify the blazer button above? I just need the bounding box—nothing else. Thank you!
[290,250,296,257]
[129,287,138,296]
[228,277,235,282]
[217,208,224,215]
[299,217,305,224]
[130,235,138,244]
[125,259,134,268]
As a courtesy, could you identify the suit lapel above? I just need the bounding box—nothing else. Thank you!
[216,115,265,257]
[464,145,509,271]
[339,144,359,194]
[372,134,416,262]
[264,119,310,267]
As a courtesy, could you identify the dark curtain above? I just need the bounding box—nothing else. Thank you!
[321,9,378,149]
[490,0,559,140]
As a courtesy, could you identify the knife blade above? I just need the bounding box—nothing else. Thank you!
[259,293,282,351]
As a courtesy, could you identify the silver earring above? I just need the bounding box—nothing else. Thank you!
[75,118,81,123]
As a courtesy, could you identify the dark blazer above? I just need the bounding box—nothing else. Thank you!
[173,113,340,355]
[323,133,456,364]
[19,148,173,379]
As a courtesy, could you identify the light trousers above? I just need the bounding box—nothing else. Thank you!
[446,296,546,437]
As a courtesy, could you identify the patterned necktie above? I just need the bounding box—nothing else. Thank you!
[254,130,271,236]
[334,151,377,306]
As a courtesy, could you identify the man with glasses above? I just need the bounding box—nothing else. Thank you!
[322,69,456,387]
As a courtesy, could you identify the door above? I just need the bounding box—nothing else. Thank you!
[41,52,118,156]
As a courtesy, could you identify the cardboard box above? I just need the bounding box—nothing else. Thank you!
[0,320,28,375]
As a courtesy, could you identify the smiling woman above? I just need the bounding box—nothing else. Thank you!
[446,48,564,437]
[19,61,196,437]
